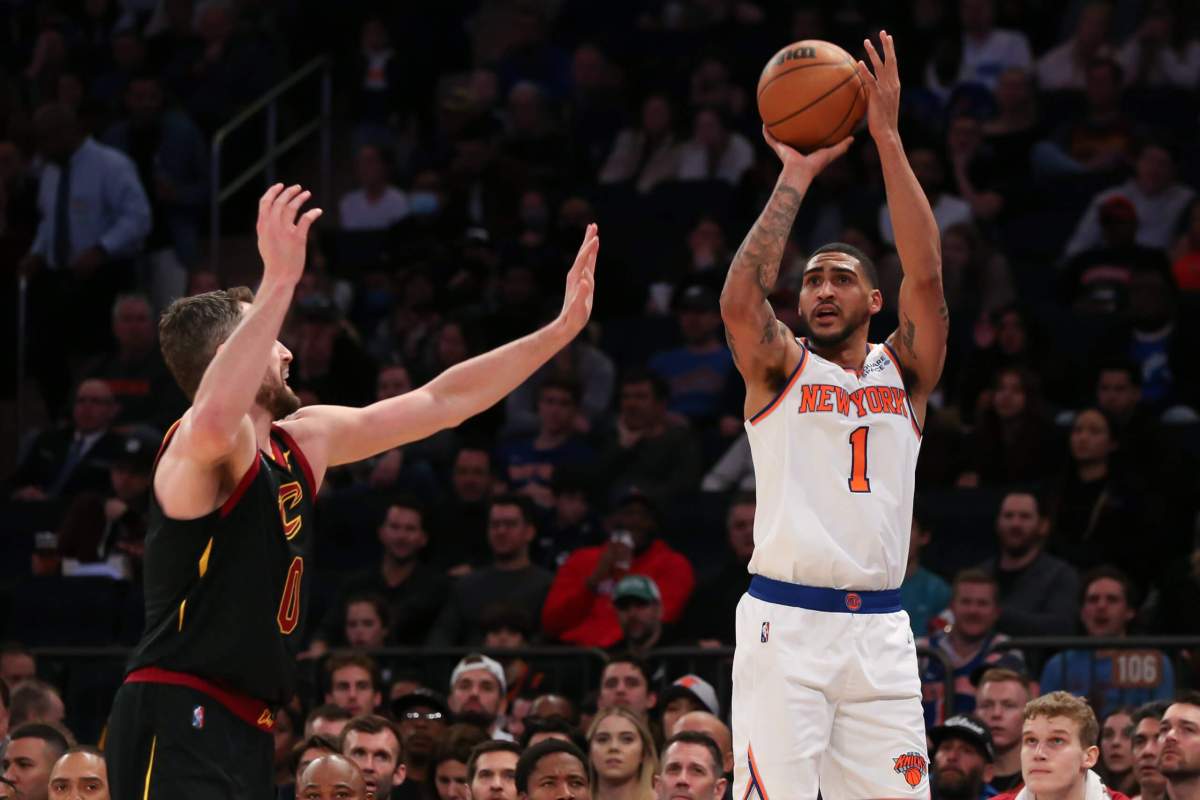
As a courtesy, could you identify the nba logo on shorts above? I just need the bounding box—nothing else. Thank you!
[192,705,205,730]
[760,621,770,643]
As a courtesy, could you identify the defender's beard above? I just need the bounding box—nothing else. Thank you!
[257,379,302,419]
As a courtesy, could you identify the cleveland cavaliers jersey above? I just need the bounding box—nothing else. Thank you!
[129,422,316,705]
[744,340,921,591]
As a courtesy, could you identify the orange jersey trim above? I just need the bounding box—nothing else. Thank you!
[748,347,808,425]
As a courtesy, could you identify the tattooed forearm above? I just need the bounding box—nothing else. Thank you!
[724,183,804,303]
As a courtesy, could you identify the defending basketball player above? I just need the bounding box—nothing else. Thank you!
[722,32,947,799]
[104,185,599,799]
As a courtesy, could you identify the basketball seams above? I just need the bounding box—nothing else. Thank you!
[763,70,857,128]
[757,61,847,99]
[814,58,866,148]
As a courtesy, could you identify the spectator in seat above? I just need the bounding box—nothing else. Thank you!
[9,379,124,502]
[979,491,1081,636]
[1115,2,1200,90]
[536,467,604,570]
[597,371,702,508]
[288,735,341,796]
[671,712,733,785]
[433,728,489,800]
[1130,701,1170,800]
[339,144,409,232]
[597,658,657,720]
[309,495,449,652]
[297,753,366,800]
[542,493,695,648]
[324,654,383,718]
[1037,1,1114,91]
[659,677,720,742]
[926,0,1032,95]
[597,93,680,194]
[992,691,1127,800]
[1,723,73,800]
[1040,567,1175,717]
[469,740,521,800]
[289,295,378,408]
[920,570,1020,727]
[496,379,594,511]
[1058,197,1171,316]
[977,667,1036,793]
[304,704,352,741]
[1066,143,1195,258]
[1035,57,1139,180]
[428,495,553,646]
[8,681,64,730]
[607,576,683,666]
[1098,707,1137,796]
[429,445,496,573]
[587,706,657,800]
[514,738,591,800]
[675,107,753,186]
[929,714,996,800]
[343,593,390,651]
[956,366,1056,487]
[654,732,728,800]
[901,511,952,639]
[392,689,452,789]
[647,286,734,427]
[1159,693,1200,800]
[448,655,511,741]
[340,715,407,800]
[84,293,188,429]
[683,493,755,646]
[0,646,34,695]
[48,745,109,800]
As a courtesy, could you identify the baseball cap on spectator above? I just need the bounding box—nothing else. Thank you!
[612,575,661,608]
[676,285,719,313]
[114,430,158,473]
[968,651,1028,686]
[449,654,507,695]
[391,688,452,720]
[659,675,720,717]
[930,714,995,762]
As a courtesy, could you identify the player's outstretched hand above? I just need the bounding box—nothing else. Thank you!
[763,125,853,182]
[857,30,901,140]
[256,183,323,289]
[558,223,599,334]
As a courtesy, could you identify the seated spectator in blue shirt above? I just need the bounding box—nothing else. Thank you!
[648,286,734,426]
[920,569,1023,728]
[496,378,594,510]
[902,511,952,638]
[1040,566,1176,717]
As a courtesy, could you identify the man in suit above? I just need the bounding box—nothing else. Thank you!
[9,379,124,501]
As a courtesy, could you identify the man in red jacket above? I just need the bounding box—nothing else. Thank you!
[992,691,1130,800]
[541,493,694,647]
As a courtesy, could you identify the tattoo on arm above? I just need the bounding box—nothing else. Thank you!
[727,184,803,301]
[902,313,917,358]
[725,329,740,366]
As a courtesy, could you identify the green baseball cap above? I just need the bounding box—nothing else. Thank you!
[613,575,662,605]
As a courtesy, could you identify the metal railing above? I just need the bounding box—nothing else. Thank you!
[209,55,332,267]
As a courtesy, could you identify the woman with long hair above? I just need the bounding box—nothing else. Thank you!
[587,706,658,800]
[957,365,1056,487]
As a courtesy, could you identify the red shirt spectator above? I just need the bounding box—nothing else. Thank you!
[541,495,694,647]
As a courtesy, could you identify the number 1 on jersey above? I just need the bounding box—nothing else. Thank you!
[848,426,871,493]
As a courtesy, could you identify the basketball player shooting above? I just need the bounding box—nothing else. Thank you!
[722,33,947,799]
[104,185,598,799]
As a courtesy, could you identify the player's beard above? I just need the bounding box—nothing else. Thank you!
[804,305,871,348]
[256,378,301,420]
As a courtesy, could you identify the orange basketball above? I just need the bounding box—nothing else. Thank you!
[757,40,866,153]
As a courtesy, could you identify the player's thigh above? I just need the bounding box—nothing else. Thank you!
[824,614,930,799]
[732,594,838,800]
[104,683,156,800]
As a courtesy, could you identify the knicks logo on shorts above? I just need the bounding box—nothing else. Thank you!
[893,752,927,787]
[760,622,770,643]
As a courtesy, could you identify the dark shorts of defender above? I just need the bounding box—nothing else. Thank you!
[106,681,274,800]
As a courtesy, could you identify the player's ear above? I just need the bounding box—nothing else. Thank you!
[868,287,883,314]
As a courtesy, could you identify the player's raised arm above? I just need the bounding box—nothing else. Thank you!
[286,225,600,469]
[859,32,948,404]
[720,130,851,404]
[181,184,321,462]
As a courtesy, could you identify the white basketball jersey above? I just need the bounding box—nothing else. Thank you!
[745,340,921,590]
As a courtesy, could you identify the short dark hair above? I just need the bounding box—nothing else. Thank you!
[1171,690,1200,710]
[382,492,426,527]
[10,722,74,758]
[467,740,522,781]
[728,491,755,512]
[1082,565,1137,608]
[325,653,382,694]
[602,655,654,689]
[521,715,585,750]
[287,733,341,776]
[516,738,589,793]
[952,568,998,598]
[539,377,581,404]
[432,725,488,771]
[809,242,879,288]
[306,703,353,730]
[1001,487,1046,518]
[619,368,670,401]
[159,287,255,398]
[662,731,724,776]
[9,679,62,729]
[1096,358,1141,387]
[339,714,404,763]
[344,592,391,630]
[1131,700,1171,726]
[488,494,536,527]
